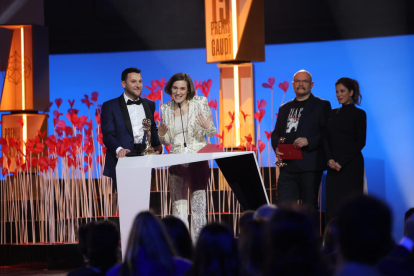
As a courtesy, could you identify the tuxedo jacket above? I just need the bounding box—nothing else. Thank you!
[159,96,216,154]
[271,93,331,172]
[101,94,161,179]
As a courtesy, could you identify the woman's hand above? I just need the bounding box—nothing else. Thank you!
[334,162,342,172]
[158,122,169,136]
[196,113,212,129]
[328,159,336,169]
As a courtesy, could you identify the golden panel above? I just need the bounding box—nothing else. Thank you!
[0,25,49,112]
[205,0,265,63]
[218,63,254,148]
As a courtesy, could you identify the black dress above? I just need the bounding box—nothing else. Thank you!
[325,104,366,223]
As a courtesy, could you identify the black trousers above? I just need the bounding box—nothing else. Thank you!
[277,169,323,211]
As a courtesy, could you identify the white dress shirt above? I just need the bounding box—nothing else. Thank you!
[116,93,146,155]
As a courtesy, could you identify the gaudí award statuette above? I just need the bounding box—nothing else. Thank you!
[142,118,156,156]
[275,137,287,167]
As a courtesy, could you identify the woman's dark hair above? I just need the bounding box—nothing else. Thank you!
[187,223,240,276]
[264,207,320,276]
[322,218,339,254]
[87,221,120,274]
[162,216,193,260]
[121,67,141,81]
[164,73,196,101]
[335,77,362,105]
[239,219,266,276]
[120,211,177,276]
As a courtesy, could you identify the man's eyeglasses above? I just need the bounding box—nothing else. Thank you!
[294,80,311,84]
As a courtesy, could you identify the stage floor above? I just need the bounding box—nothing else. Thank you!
[0,265,71,275]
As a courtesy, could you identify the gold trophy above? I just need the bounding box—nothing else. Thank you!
[142,118,156,155]
[275,137,287,167]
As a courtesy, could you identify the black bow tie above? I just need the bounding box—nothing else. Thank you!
[127,99,142,105]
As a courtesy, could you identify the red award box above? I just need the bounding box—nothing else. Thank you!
[278,144,303,160]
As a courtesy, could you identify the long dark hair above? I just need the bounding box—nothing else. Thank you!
[120,211,177,276]
[162,216,193,260]
[264,207,319,276]
[239,219,266,276]
[335,77,362,105]
[187,223,240,276]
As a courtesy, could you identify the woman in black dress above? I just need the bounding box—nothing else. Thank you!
[325,77,366,224]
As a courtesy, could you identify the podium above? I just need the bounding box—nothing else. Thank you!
[116,151,269,256]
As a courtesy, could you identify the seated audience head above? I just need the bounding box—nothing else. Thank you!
[253,204,277,220]
[162,215,193,260]
[239,219,266,276]
[337,195,392,265]
[405,207,414,238]
[188,223,239,276]
[122,211,177,275]
[87,220,120,274]
[322,218,339,254]
[239,210,254,236]
[78,222,94,261]
[264,205,319,276]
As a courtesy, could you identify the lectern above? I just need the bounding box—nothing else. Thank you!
[116,151,268,257]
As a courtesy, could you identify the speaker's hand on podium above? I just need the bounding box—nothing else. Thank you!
[117,149,130,158]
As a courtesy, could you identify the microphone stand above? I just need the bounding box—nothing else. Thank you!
[177,103,188,154]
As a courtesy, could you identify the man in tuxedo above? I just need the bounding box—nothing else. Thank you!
[271,70,331,210]
[101,68,162,183]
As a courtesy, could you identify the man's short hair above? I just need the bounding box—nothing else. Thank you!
[337,195,392,265]
[405,208,414,222]
[122,68,141,81]
[293,70,313,82]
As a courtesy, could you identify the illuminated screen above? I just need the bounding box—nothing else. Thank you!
[48,34,414,239]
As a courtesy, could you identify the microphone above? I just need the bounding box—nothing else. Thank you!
[177,103,188,154]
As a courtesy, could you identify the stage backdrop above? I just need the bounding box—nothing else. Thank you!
[22,34,413,240]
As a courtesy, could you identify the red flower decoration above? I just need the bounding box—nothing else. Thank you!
[254,109,266,123]
[97,133,104,146]
[38,130,47,139]
[68,99,75,108]
[215,131,224,140]
[154,111,161,123]
[96,155,105,166]
[225,123,233,132]
[246,142,257,152]
[208,99,217,110]
[258,140,266,153]
[91,91,99,102]
[228,111,235,123]
[55,98,63,109]
[278,81,289,93]
[237,144,245,151]
[65,126,73,137]
[17,118,25,127]
[244,134,253,143]
[66,112,80,125]
[257,99,267,109]
[200,80,212,98]
[144,88,162,101]
[155,78,166,90]
[262,77,275,89]
[56,120,66,131]
[240,111,250,122]
[264,131,272,141]
[165,144,172,154]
